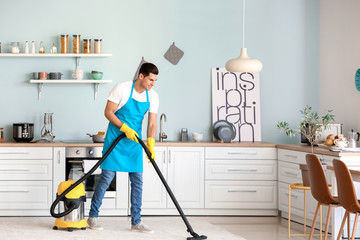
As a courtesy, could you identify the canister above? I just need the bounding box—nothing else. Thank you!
[83,39,91,54]
[72,35,81,54]
[61,35,69,53]
[11,42,20,53]
[94,39,102,54]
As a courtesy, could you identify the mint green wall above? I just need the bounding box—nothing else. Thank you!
[0,0,319,143]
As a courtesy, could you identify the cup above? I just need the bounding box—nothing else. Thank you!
[72,68,83,80]
[39,72,48,80]
[334,138,349,149]
[32,72,39,79]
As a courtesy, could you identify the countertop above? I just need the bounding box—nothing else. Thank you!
[0,141,276,147]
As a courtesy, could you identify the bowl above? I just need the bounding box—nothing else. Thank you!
[91,72,103,80]
[192,132,203,142]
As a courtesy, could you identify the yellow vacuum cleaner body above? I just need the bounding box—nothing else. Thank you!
[53,180,87,231]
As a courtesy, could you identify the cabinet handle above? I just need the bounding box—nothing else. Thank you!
[57,150,61,164]
[284,154,298,159]
[228,189,257,193]
[227,168,257,172]
[163,150,166,164]
[227,151,257,155]
[0,190,30,192]
[284,171,298,177]
[0,152,30,155]
[169,150,171,164]
[0,168,30,171]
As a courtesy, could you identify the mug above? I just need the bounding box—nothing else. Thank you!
[334,138,349,149]
[32,72,39,79]
[72,68,83,80]
[39,72,48,80]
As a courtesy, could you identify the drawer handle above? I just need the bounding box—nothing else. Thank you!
[284,154,298,159]
[227,169,257,172]
[228,190,257,193]
[0,152,30,155]
[0,168,30,171]
[285,193,298,199]
[227,151,257,155]
[284,171,298,177]
[0,190,30,192]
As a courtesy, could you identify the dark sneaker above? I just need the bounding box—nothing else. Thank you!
[131,221,153,233]
[87,217,103,230]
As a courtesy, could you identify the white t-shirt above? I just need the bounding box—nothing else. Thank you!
[107,80,159,113]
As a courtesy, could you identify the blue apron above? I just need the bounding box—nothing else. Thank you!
[101,80,150,172]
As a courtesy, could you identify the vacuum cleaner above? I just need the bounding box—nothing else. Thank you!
[50,134,207,240]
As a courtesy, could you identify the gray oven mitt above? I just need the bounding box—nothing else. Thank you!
[164,42,184,65]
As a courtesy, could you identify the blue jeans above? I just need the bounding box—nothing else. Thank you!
[89,169,143,225]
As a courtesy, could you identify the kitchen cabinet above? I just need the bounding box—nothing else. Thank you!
[0,147,53,216]
[205,147,278,215]
[0,53,113,100]
[142,146,204,214]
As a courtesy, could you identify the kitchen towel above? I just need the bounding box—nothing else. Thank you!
[83,159,102,175]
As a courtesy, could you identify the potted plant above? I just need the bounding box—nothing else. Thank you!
[277,105,335,153]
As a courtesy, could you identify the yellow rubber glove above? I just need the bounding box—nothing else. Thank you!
[146,137,155,161]
[120,123,139,143]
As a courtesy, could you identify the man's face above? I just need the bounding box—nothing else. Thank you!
[140,73,157,91]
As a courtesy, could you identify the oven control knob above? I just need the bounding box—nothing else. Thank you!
[76,150,81,155]
[89,150,94,155]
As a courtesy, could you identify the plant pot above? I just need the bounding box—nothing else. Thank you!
[299,163,327,186]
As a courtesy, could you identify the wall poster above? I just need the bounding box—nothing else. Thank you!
[211,67,261,142]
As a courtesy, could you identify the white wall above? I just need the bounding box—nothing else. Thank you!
[320,0,360,137]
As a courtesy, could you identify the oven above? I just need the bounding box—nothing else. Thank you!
[65,146,116,199]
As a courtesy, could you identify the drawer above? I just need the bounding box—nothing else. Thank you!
[278,149,307,164]
[0,181,52,209]
[205,180,277,209]
[205,147,276,160]
[0,160,52,180]
[205,160,277,180]
[278,161,302,184]
[0,147,52,160]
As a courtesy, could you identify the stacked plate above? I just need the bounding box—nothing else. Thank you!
[213,120,235,143]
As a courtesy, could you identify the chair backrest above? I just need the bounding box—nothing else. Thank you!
[333,159,360,212]
[306,154,337,204]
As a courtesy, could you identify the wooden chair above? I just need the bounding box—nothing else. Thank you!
[306,154,340,239]
[332,159,359,240]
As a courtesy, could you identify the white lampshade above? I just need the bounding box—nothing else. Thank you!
[225,48,263,73]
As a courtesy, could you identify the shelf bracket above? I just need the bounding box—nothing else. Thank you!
[94,83,99,100]
[38,83,43,100]
[75,57,81,68]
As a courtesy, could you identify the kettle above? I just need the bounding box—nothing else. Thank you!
[348,129,360,148]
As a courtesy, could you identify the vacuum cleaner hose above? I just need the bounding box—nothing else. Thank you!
[50,134,126,218]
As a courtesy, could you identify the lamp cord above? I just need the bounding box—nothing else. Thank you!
[243,0,245,48]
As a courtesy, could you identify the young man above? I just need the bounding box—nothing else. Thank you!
[87,63,159,233]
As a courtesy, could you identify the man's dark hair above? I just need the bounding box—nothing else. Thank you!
[139,63,159,77]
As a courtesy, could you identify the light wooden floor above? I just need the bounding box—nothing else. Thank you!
[0,215,332,240]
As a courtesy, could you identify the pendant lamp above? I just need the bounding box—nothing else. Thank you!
[225,0,263,73]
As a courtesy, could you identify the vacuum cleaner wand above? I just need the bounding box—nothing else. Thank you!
[136,136,207,240]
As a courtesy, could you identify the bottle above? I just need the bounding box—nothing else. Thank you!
[50,42,57,54]
[25,41,29,54]
[0,128,4,143]
[31,41,35,54]
[39,41,45,53]
[0,42,1,53]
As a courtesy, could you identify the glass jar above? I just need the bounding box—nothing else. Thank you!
[11,42,20,54]
[0,128,4,143]
[83,39,91,54]
[60,34,69,53]
[94,39,102,54]
[72,34,81,54]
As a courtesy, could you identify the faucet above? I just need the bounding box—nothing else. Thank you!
[159,113,167,142]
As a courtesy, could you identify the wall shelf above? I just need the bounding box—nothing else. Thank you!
[29,79,112,100]
[0,53,112,57]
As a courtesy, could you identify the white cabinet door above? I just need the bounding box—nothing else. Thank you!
[142,147,167,209]
[167,147,204,209]
[53,147,65,199]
